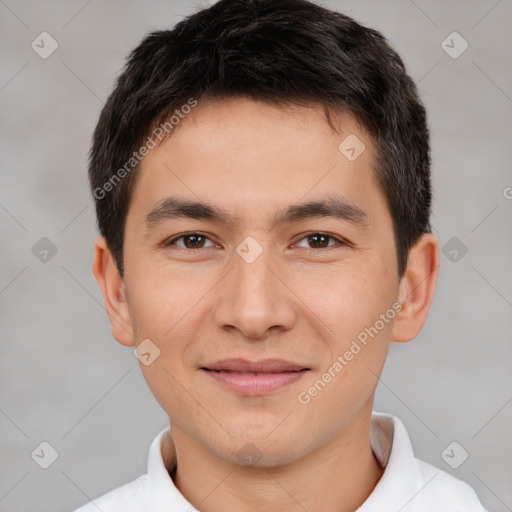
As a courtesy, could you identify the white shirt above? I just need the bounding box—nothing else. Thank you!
[73,412,487,511]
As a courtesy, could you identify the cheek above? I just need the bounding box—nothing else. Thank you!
[290,259,396,349]
[126,264,202,339]
[126,266,209,376]
[125,276,196,411]
[307,264,397,406]
[296,290,394,428]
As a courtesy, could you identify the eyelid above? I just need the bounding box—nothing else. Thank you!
[292,232,350,249]
[163,232,218,248]
[163,231,350,250]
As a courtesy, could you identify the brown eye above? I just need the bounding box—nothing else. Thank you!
[295,232,343,249]
[182,234,206,248]
[165,233,215,249]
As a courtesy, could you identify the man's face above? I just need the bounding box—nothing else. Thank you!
[122,97,401,466]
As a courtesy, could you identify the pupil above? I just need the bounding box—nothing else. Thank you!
[182,234,329,249]
[310,234,328,248]
[185,235,204,249]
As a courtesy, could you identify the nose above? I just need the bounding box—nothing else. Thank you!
[212,243,297,340]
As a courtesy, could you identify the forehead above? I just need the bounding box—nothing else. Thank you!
[128,97,387,229]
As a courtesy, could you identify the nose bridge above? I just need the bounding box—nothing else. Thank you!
[213,238,296,338]
[236,243,274,297]
[233,238,279,311]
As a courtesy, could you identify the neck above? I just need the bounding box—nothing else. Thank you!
[166,409,384,512]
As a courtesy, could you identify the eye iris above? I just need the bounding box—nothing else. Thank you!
[184,234,205,249]
[309,233,329,248]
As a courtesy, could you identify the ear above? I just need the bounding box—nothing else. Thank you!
[391,233,439,343]
[92,236,135,346]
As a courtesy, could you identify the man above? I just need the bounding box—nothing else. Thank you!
[74,0,487,510]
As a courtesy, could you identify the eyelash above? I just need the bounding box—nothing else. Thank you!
[162,232,349,251]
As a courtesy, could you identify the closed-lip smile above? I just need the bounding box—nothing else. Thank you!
[201,358,310,396]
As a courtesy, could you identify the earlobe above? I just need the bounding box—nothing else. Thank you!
[92,237,135,347]
[391,233,439,343]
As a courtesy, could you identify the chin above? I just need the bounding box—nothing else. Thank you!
[216,426,309,468]
[228,442,303,469]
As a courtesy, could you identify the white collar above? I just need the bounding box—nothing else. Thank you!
[142,412,426,511]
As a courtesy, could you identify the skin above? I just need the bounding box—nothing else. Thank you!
[93,97,439,512]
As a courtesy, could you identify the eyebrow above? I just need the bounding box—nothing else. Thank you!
[144,195,368,230]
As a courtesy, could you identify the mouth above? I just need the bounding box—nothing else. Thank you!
[201,358,310,396]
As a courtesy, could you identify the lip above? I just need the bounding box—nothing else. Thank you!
[201,358,310,396]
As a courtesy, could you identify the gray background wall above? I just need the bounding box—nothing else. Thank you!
[1,0,511,511]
